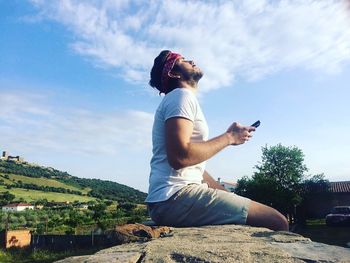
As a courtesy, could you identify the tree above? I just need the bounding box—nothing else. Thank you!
[118,202,136,211]
[303,173,330,194]
[65,210,86,234]
[89,202,108,229]
[0,191,15,206]
[35,198,48,206]
[104,200,113,206]
[297,173,330,223]
[36,223,45,234]
[236,144,308,222]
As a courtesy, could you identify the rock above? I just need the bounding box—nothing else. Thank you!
[114,223,172,239]
[55,252,143,263]
[56,225,350,263]
[104,224,173,244]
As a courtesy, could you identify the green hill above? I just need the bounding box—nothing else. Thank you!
[0,159,146,204]
[0,185,95,203]
[1,173,90,194]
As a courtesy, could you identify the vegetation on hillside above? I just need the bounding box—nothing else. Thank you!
[0,158,148,240]
[0,160,69,179]
[0,201,147,234]
[0,160,146,204]
[58,177,146,203]
[0,185,95,203]
[1,173,89,193]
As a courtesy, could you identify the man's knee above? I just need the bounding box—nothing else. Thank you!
[246,201,289,231]
[270,210,289,231]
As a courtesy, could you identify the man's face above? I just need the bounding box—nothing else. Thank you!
[173,57,203,82]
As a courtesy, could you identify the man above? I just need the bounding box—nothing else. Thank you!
[145,50,288,231]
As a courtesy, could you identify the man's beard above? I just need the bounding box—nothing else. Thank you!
[184,69,203,83]
[193,70,203,82]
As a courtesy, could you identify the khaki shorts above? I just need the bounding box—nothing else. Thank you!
[147,183,251,227]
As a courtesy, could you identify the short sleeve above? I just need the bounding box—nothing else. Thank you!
[163,89,198,122]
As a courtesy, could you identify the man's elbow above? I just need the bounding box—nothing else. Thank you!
[168,157,187,170]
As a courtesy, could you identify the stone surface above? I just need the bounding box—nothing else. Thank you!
[55,252,142,263]
[56,225,350,263]
[106,223,172,243]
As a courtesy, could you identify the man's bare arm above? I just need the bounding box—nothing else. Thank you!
[165,117,255,170]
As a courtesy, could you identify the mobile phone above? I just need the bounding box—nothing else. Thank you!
[251,120,260,128]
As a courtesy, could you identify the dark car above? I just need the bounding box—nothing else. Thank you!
[325,206,350,226]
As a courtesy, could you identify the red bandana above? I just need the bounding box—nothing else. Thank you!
[161,52,182,93]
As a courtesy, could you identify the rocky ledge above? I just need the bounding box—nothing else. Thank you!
[56,225,350,263]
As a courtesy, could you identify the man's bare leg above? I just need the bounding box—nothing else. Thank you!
[246,200,289,231]
[202,170,288,231]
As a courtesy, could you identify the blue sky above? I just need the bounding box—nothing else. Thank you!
[1,0,350,192]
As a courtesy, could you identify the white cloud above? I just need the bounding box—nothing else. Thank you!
[0,91,153,155]
[0,93,48,116]
[29,0,350,91]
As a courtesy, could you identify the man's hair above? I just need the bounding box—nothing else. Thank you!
[149,50,178,94]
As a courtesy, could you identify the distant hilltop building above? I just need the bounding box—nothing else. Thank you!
[2,151,8,159]
[0,151,25,163]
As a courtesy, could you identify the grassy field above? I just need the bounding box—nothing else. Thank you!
[0,174,14,185]
[0,185,95,203]
[0,248,99,263]
[0,172,91,194]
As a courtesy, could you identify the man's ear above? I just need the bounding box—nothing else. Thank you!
[168,71,181,79]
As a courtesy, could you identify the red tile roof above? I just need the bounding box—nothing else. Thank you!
[329,181,350,193]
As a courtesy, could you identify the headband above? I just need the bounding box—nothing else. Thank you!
[161,52,182,93]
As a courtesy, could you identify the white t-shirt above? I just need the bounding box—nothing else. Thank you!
[146,88,209,203]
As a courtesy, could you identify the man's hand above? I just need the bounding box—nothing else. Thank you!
[226,122,256,145]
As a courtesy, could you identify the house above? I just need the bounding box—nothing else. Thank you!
[35,204,44,210]
[78,204,89,210]
[300,181,350,219]
[2,203,34,212]
[217,178,237,192]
